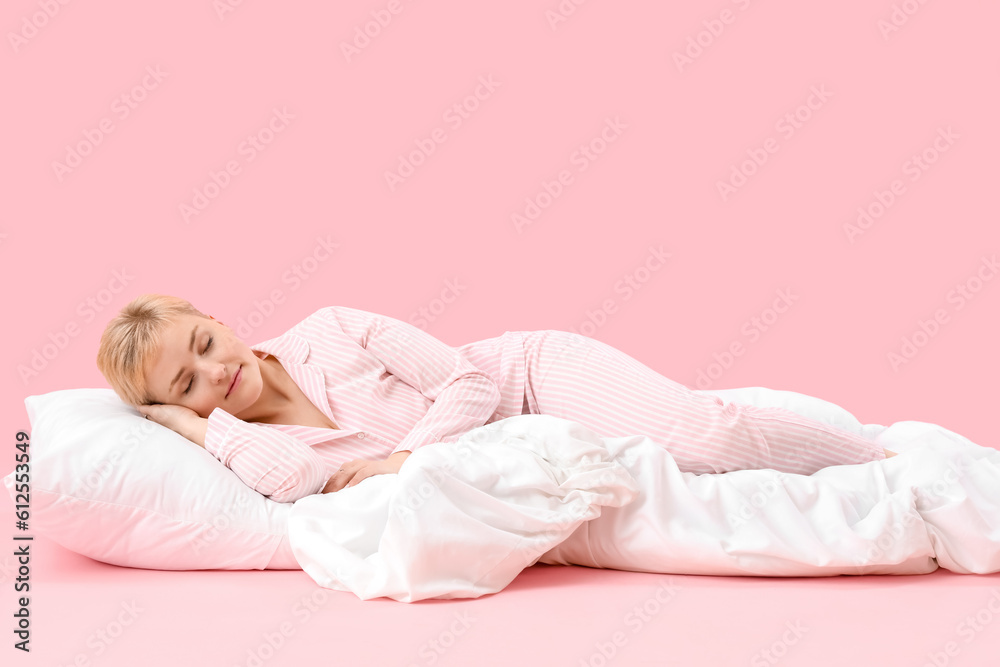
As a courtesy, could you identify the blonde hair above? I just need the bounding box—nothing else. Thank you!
[96,293,211,407]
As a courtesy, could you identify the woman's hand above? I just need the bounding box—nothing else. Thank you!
[322,451,411,493]
[137,404,208,448]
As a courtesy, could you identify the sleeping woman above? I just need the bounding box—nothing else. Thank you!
[95,293,897,504]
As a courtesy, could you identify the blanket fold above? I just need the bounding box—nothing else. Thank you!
[288,415,640,601]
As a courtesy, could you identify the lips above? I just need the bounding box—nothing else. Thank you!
[226,366,241,398]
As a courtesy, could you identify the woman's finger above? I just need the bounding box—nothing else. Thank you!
[346,471,367,488]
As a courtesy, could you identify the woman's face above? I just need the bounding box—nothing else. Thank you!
[143,313,264,418]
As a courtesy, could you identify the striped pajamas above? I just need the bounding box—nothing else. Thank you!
[203,307,884,504]
[499,330,886,476]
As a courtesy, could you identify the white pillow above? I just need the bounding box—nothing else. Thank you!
[2,389,293,570]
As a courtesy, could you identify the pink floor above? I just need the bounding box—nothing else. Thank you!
[8,534,1000,667]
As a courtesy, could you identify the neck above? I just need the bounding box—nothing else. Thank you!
[235,354,291,423]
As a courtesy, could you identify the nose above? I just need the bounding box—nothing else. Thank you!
[202,360,227,385]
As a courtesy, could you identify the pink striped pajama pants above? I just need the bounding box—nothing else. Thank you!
[519,330,886,475]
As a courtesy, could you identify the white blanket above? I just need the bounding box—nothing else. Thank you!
[288,387,1000,602]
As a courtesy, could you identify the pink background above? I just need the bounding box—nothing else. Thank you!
[2,1,998,665]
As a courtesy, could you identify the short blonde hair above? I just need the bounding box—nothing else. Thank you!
[96,293,210,407]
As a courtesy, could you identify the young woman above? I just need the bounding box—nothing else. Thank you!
[96,294,896,503]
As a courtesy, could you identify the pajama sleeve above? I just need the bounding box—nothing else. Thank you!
[321,306,502,455]
[203,407,329,503]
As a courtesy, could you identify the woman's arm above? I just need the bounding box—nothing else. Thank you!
[321,306,502,455]
[205,407,329,502]
[138,404,207,447]
[139,403,328,503]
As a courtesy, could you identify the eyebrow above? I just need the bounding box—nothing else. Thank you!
[167,326,199,397]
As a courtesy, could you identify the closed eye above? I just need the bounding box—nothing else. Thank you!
[182,335,214,395]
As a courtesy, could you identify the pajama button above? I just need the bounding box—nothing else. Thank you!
[357,432,365,439]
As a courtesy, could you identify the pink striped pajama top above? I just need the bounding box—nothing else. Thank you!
[204,306,527,503]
